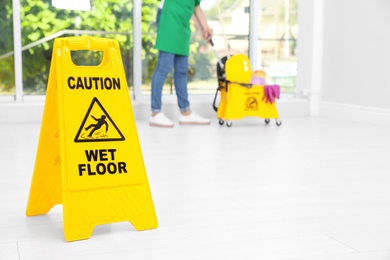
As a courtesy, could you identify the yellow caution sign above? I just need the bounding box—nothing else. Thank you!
[25,37,158,242]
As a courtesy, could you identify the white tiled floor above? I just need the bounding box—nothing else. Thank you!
[1,113,390,259]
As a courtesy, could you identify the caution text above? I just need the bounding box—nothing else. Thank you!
[68,76,121,90]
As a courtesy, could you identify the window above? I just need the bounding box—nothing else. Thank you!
[140,0,252,96]
[0,0,134,96]
[0,0,15,97]
[258,0,298,93]
[0,0,298,99]
[140,0,298,96]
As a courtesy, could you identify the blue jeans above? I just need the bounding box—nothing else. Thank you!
[156,8,162,28]
[151,51,190,113]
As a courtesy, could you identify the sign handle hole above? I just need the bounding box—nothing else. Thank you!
[71,50,104,66]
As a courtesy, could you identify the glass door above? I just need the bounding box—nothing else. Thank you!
[0,0,16,97]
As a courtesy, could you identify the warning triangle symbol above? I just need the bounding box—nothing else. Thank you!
[74,97,125,143]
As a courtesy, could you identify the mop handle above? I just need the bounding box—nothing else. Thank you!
[209,39,224,70]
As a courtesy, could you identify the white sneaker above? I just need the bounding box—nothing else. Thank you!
[149,112,174,128]
[179,112,211,125]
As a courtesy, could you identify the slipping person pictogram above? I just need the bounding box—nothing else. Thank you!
[246,96,259,110]
[85,115,108,137]
[74,97,125,143]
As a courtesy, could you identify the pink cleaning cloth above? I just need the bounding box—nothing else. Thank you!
[262,85,280,104]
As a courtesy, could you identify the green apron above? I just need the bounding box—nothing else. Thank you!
[155,0,201,56]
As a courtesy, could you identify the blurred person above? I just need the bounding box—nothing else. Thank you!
[150,0,213,127]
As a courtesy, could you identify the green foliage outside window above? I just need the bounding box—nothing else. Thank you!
[0,0,161,94]
[0,0,215,95]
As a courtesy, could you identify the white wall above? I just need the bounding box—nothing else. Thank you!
[322,0,390,108]
[296,0,314,95]
[296,0,322,116]
[298,0,390,124]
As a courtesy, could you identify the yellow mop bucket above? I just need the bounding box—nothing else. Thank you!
[213,54,282,127]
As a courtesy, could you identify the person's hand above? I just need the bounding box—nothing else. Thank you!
[203,27,213,41]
